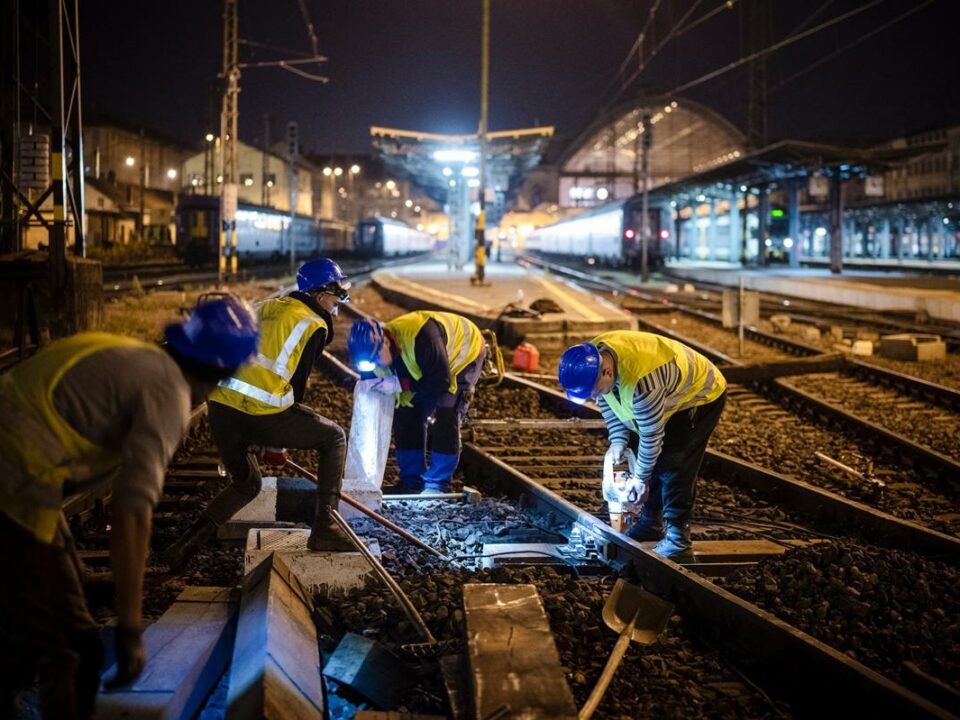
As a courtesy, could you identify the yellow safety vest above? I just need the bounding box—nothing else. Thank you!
[385,311,484,394]
[209,296,327,415]
[593,330,726,432]
[0,333,162,543]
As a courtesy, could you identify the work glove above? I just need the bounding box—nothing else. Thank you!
[396,390,415,408]
[605,443,627,467]
[358,376,402,395]
[104,624,145,690]
[261,447,289,467]
[622,474,650,506]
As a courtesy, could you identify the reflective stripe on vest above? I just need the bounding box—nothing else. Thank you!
[594,330,726,431]
[209,297,326,415]
[385,311,484,394]
[0,333,160,543]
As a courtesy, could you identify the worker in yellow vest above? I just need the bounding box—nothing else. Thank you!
[162,259,354,569]
[558,330,727,562]
[348,311,486,494]
[0,297,258,717]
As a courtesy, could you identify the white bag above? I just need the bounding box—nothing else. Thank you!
[342,378,397,491]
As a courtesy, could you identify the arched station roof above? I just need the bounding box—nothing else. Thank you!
[561,97,746,186]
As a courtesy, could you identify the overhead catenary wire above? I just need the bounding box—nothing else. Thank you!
[666,0,886,96]
[770,0,937,93]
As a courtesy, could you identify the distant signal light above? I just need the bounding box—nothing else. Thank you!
[624,229,636,239]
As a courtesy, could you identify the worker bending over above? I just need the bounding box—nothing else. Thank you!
[348,311,486,494]
[163,259,355,568]
[0,297,258,718]
[558,330,726,562]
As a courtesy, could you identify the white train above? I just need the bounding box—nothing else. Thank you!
[354,216,434,257]
[526,197,665,269]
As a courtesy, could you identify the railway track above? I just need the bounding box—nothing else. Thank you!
[41,263,960,717]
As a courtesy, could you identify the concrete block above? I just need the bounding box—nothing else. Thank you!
[832,343,853,355]
[722,289,759,328]
[682,283,696,293]
[802,326,822,343]
[830,325,846,342]
[338,488,383,521]
[878,334,947,362]
[243,528,379,595]
[851,340,874,356]
[219,477,318,539]
[855,329,880,342]
[769,314,791,332]
[227,554,324,720]
[97,587,237,720]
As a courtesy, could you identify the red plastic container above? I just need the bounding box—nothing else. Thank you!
[511,342,541,372]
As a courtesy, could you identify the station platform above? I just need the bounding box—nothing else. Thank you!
[663,260,960,323]
[371,260,635,344]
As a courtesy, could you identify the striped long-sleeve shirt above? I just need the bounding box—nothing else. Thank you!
[598,361,681,483]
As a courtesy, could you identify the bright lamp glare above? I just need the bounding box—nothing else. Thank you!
[568,395,587,406]
[357,360,376,372]
[433,149,477,163]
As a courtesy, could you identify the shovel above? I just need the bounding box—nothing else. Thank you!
[578,579,674,720]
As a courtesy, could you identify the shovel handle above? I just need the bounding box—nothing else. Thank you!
[578,609,640,720]
[283,459,450,562]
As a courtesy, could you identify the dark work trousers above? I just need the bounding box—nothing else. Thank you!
[0,513,104,720]
[393,350,486,492]
[205,401,346,526]
[640,392,726,526]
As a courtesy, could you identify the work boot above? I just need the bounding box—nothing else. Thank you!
[307,494,357,552]
[161,516,218,572]
[652,523,694,563]
[625,507,664,542]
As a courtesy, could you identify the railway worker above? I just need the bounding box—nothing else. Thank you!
[347,311,486,495]
[557,330,727,562]
[162,258,356,569]
[0,296,258,718]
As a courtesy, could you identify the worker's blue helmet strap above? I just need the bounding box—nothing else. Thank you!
[348,318,384,373]
[558,342,601,404]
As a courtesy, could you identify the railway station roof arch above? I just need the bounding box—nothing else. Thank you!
[558,97,746,207]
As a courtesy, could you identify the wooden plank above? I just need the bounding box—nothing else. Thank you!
[227,552,324,720]
[96,587,237,720]
[691,539,795,563]
[462,583,577,720]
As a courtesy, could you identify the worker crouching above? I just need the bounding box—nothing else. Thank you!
[559,330,727,563]
[0,297,258,718]
[348,311,486,494]
[162,259,355,569]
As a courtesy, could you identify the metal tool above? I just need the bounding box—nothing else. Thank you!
[283,458,451,562]
[479,328,505,387]
[329,509,454,658]
[578,579,674,720]
[602,448,642,533]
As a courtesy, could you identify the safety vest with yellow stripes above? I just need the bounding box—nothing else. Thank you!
[209,296,327,415]
[0,333,161,543]
[385,311,484,394]
[593,330,726,432]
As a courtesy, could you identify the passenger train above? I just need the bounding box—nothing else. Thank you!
[175,195,354,267]
[353,216,434,258]
[526,196,666,270]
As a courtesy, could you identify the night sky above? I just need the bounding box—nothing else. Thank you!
[81,0,959,155]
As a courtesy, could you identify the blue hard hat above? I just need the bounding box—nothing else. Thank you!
[348,318,384,372]
[558,342,601,404]
[297,258,351,300]
[164,296,259,371]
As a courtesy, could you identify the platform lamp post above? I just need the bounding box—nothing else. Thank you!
[333,166,343,220]
[640,111,652,283]
[348,164,360,223]
[472,0,491,285]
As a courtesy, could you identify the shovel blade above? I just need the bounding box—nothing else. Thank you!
[601,579,674,645]
[323,633,414,708]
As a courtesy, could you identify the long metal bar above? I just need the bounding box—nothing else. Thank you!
[330,509,436,643]
[283,458,450,562]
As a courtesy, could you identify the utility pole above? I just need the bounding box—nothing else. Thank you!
[219,0,240,283]
[745,0,771,150]
[472,0,490,285]
[138,128,145,240]
[286,121,298,275]
[640,111,652,283]
[261,113,271,206]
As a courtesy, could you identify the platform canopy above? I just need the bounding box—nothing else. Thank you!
[370,125,554,205]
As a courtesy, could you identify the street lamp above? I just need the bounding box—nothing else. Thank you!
[346,165,361,222]
[125,156,135,167]
[205,133,215,143]
[350,164,360,175]
[166,168,178,180]
[334,167,343,177]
